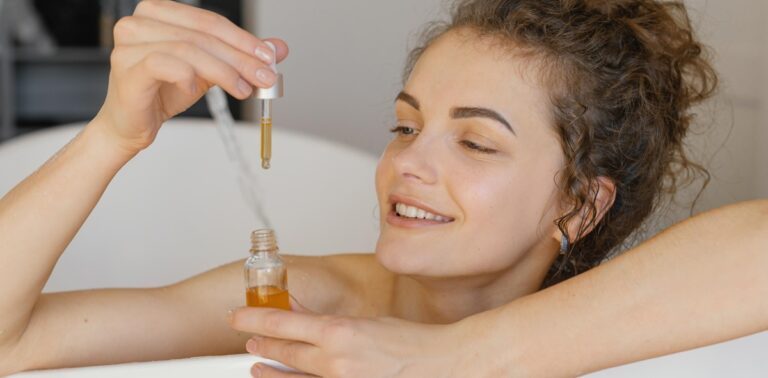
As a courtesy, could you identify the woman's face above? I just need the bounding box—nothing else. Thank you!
[375,30,567,278]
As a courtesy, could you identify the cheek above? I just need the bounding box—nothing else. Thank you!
[459,172,530,235]
[455,165,560,262]
[453,161,518,215]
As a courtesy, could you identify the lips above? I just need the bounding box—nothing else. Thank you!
[394,203,452,222]
[386,195,455,227]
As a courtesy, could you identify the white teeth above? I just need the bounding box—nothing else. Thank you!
[394,202,450,222]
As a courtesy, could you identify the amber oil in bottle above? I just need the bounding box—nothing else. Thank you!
[244,229,290,310]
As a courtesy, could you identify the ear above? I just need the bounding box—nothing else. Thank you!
[552,176,617,243]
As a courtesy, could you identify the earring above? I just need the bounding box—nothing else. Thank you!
[559,233,570,255]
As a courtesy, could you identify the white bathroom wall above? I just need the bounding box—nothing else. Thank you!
[244,1,767,211]
[681,0,768,211]
[244,0,447,155]
[757,5,768,197]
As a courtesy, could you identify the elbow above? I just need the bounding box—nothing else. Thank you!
[758,200,768,322]
[0,347,21,376]
[746,199,768,252]
[762,198,768,218]
[755,199,768,237]
[732,199,768,234]
[762,212,768,260]
[758,198,768,214]
[0,332,28,376]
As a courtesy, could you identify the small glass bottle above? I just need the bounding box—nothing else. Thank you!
[244,229,290,310]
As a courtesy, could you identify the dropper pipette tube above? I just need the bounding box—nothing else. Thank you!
[254,41,282,170]
[260,99,272,169]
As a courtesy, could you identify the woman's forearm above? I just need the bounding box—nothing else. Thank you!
[0,119,134,348]
[471,200,768,376]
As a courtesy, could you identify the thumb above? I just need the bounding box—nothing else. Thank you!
[288,294,316,314]
[252,362,303,377]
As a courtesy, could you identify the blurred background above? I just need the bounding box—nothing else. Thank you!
[0,0,765,218]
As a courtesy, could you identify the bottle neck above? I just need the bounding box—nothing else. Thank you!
[250,229,279,255]
[249,250,278,257]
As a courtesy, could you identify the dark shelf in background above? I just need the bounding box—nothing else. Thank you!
[14,47,110,63]
[13,47,238,127]
[15,48,110,124]
[1,0,243,142]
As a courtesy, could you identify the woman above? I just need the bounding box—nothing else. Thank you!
[1,0,766,377]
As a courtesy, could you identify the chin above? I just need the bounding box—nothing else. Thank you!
[374,239,429,275]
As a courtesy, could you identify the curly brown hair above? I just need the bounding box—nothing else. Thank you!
[404,0,718,287]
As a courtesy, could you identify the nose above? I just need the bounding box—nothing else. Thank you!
[390,133,439,185]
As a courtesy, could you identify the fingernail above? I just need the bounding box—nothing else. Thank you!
[226,309,235,323]
[237,78,253,97]
[256,69,276,86]
[254,46,274,64]
[246,337,258,353]
[251,363,262,377]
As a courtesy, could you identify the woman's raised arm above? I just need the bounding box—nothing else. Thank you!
[0,1,287,373]
[483,199,768,375]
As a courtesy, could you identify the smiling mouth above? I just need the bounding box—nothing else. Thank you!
[392,202,454,223]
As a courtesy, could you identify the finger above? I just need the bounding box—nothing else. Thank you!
[113,42,255,99]
[262,38,289,63]
[252,363,316,378]
[133,0,289,63]
[247,336,322,374]
[229,307,327,344]
[113,16,276,88]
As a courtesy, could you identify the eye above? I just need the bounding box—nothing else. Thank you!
[460,140,497,154]
[389,125,419,136]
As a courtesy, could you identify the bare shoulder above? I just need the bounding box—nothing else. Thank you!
[284,253,393,316]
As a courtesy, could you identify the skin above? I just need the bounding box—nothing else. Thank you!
[0,1,766,377]
[375,30,614,324]
[231,199,768,377]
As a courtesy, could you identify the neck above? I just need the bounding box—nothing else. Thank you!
[390,241,557,324]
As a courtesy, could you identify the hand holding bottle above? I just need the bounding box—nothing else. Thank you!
[93,0,288,156]
[227,307,483,377]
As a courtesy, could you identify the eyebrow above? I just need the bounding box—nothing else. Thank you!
[451,107,516,135]
[396,91,420,110]
[395,91,516,136]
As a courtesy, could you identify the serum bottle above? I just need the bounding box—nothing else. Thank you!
[244,229,290,310]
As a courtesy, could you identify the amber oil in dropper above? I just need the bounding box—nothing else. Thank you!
[255,41,282,170]
[244,229,289,310]
[260,109,272,169]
